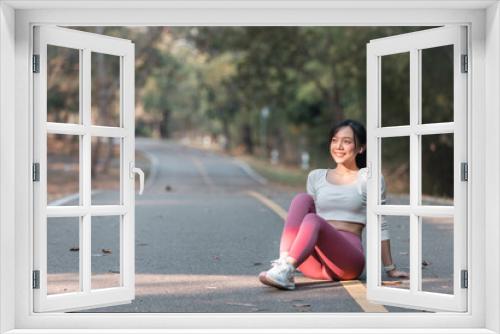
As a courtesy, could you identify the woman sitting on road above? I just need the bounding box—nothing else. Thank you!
[259,119,409,290]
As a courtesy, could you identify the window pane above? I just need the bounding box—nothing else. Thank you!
[91,52,121,127]
[421,45,454,124]
[379,215,410,290]
[91,137,121,205]
[47,217,80,295]
[47,45,80,124]
[381,52,410,127]
[421,134,454,206]
[381,137,410,205]
[421,216,454,295]
[47,134,80,206]
[91,216,121,290]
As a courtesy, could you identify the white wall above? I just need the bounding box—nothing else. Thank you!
[485,2,500,333]
[0,2,16,333]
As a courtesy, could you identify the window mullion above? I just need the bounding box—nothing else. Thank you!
[81,48,92,294]
[409,48,420,294]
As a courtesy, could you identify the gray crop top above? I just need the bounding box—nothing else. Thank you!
[306,168,390,241]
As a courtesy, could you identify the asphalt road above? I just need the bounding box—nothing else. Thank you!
[47,137,454,313]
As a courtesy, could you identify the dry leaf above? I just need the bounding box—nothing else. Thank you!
[382,280,402,286]
[101,248,112,254]
[293,303,311,308]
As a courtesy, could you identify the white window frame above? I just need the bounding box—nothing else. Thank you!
[0,1,499,333]
[33,26,136,312]
[365,26,469,312]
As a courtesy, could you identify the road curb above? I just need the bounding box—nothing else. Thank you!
[232,159,268,185]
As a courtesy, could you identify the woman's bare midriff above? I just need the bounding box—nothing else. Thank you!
[327,220,364,238]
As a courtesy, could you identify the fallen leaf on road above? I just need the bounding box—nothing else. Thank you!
[293,303,311,308]
[101,248,112,254]
[422,260,431,266]
[253,262,263,266]
[69,246,79,252]
[293,303,311,312]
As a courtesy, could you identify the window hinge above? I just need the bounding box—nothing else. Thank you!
[461,162,468,181]
[33,55,40,73]
[32,270,40,289]
[461,54,468,73]
[33,163,40,182]
[461,269,468,289]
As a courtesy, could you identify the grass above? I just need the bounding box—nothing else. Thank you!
[238,155,309,190]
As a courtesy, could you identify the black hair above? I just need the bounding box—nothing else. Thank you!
[328,119,367,168]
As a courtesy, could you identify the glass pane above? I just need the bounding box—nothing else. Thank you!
[47,134,80,206]
[91,52,121,127]
[91,216,121,289]
[47,45,80,124]
[421,216,454,294]
[47,217,80,295]
[381,52,410,127]
[421,45,454,124]
[379,215,410,290]
[421,134,454,205]
[91,137,121,205]
[381,137,410,205]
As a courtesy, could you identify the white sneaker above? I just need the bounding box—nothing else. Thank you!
[259,259,296,290]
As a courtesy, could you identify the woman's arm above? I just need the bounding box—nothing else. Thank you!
[381,239,409,278]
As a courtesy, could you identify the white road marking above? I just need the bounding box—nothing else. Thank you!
[191,156,215,189]
[232,159,268,185]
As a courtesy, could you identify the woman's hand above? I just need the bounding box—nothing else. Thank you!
[387,269,409,279]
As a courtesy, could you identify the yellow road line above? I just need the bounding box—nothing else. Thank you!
[340,281,388,312]
[191,156,215,188]
[246,190,288,220]
[245,190,388,313]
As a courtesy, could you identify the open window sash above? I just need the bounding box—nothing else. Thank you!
[366,26,468,312]
[33,26,138,312]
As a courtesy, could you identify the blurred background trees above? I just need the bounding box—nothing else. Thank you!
[53,26,453,200]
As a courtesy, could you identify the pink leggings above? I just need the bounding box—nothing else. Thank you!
[280,193,365,281]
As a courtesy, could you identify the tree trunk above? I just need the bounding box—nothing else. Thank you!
[91,137,101,179]
[222,117,231,152]
[159,108,170,138]
[94,26,116,175]
[242,123,254,154]
[331,82,345,125]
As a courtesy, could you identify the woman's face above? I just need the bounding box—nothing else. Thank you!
[329,126,362,166]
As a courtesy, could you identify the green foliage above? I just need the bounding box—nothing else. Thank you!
[54,26,452,197]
